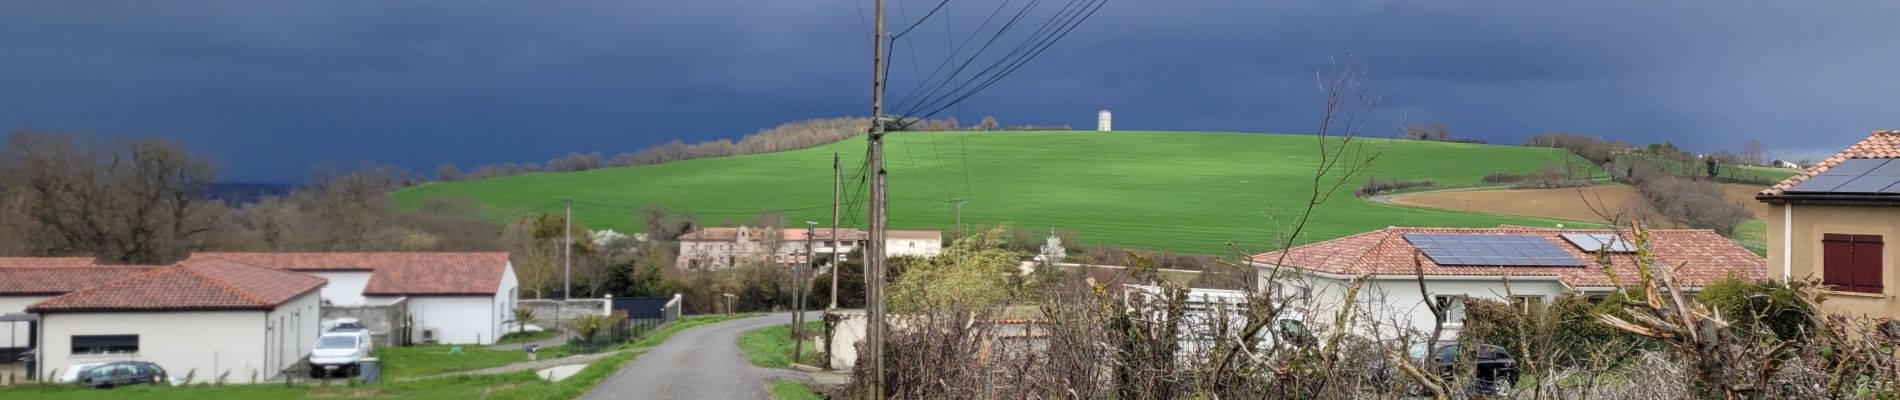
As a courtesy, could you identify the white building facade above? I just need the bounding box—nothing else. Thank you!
[28,259,326,382]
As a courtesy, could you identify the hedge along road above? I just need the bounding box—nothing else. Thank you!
[582,312,822,400]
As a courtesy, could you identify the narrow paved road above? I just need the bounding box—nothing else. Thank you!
[582,312,820,400]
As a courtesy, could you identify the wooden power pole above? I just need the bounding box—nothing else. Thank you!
[866,0,888,396]
[831,152,842,310]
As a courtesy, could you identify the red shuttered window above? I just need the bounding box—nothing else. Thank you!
[1823,234,1884,294]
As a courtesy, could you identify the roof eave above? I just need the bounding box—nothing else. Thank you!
[1756,194,1900,205]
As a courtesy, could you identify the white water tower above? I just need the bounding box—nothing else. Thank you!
[1097,109,1112,132]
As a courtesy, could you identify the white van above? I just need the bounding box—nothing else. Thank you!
[309,327,373,377]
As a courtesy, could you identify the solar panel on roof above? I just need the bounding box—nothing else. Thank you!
[1834,176,1900,193]
[1787,159,1900,195]
[1561,233,1635,253]
[1401,233,1585,267]
[1869,160,1900,176]
[1824,159,1887,175]
[1787,175,1856,193]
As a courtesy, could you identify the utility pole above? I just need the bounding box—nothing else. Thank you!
[798,221,817,365]
[831,152,842,310]
[564,197,573,299]
[947,198,969,238]
[866,0,888,396]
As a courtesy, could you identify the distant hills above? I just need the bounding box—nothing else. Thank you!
[393,131,1593,254]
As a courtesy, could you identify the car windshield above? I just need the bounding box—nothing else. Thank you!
[1407,342,1428,359]
[1277,319,1307,336]
[316,335,357,349]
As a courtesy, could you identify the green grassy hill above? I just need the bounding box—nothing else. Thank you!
[394,131,1597,254]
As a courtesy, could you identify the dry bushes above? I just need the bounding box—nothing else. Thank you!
[838,224,1900,399]
[1635,176,1751,235]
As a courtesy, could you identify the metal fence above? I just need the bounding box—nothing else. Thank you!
[568,294,681,354]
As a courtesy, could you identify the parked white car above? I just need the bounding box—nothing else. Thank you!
[58,361,110,383]
[309,329,373,377]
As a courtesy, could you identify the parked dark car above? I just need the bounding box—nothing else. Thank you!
[1373,340,1519,395]
[75,361,170,389]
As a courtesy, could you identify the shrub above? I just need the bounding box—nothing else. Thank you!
[1481,172,1527,184]
[1354,176,1436,197]
[1695,275,1816,340]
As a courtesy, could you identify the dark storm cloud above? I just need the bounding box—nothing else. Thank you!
[2,1,1896,181]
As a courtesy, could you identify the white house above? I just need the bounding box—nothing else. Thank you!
[0,263,151,361]
[1250,227,1765,340]
[190,253,519,345]
[28,258,325,381]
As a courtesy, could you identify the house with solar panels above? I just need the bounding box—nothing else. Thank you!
[1758,129,1900,320]
[1249,226,1765,338]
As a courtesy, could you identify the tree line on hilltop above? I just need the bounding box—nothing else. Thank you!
[432,115,1070,182]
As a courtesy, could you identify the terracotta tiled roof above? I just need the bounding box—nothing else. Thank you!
[191,252,512,296]
[0,257,97,268]
[28,258,325,313]
[361,253,511,296]
[679,227,742,241]
[1251,226,1766,289]
[0,266,156,296]
[1761,129,1900,196]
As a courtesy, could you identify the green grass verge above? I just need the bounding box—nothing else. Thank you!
[378,344,542,380]
[395,131,1596,254]
[769,379,823,400]
[740,322,825,368]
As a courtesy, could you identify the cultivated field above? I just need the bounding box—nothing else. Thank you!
[394,131,1595,254]
[1388,183,1772,223]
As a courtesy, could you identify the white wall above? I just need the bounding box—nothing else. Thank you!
[309,271,371,306]
[1,296,50,349]
[886,238,942,257]
[37,291,321,382]
[264,292,322,375]
[409,296,499,345]
[1259,265,1567,341]
[41,311,264,381]
[495,264,519,334]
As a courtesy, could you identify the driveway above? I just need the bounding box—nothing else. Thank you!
[582,312,821,400]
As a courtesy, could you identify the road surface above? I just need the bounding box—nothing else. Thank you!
[582,312,820,400]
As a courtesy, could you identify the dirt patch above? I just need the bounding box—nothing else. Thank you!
[1388,183,1771,225]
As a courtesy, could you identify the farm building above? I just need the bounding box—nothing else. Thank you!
[189,253,520,345]
[677,227,942,270]
[1758,129,1900,320]
[27,258,325,382]
[1251,226,1765,339]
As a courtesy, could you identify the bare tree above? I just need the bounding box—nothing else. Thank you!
[0,131,218,264]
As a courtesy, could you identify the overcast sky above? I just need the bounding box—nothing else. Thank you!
[3,1,1897,182]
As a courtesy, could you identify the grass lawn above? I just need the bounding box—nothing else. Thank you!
[769,379,823,400]
[394,131,1595,254]
[0,314,761,399]
[498,329,561,344]
[740,322,825,368]
[378,344,550,380]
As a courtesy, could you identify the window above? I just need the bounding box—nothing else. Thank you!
[72,335,138,355]
[1823,234,1884,293]
[1511,295,1546,313]
[1432,295,1467,324]
[317,335,357,349]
